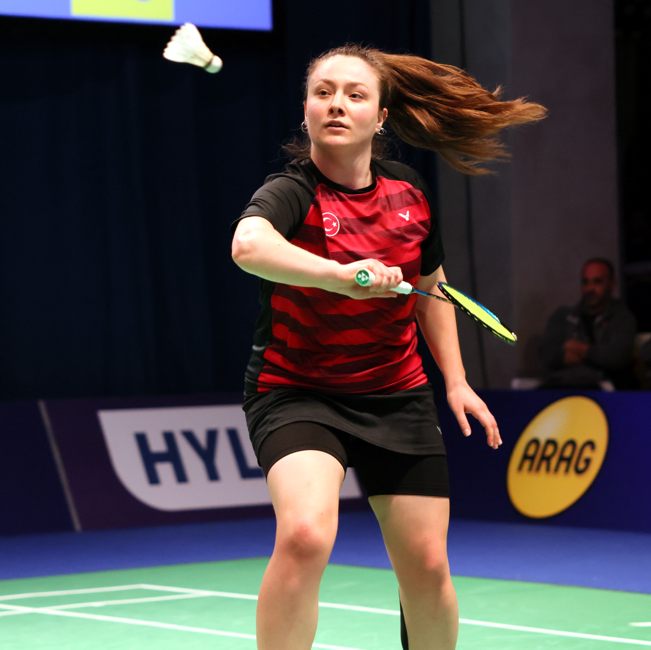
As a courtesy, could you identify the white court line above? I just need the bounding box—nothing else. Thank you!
[0,594,203,614]
[3,583,651,647]
[459,618,651,647]
[0,606,29,619]
[0,603,362,650]
[632,623,651,628]
[140,583,258,601]
[1,584,392,617]
[46,593,208,610]
[318,602,399,616]
[0,584,145,601]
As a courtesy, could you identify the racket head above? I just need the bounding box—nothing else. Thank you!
[437,282,518,345]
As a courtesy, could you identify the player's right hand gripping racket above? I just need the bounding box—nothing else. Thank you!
[355,269,517,345]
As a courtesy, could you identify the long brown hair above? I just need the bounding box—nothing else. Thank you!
[285,44,547,175]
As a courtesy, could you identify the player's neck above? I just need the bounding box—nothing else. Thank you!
[310,147,373,190]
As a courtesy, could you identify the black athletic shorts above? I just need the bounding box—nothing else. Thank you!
[258,421,449,498]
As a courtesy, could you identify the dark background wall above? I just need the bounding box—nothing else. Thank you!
[0,0,646,399]
[430,0,623,385]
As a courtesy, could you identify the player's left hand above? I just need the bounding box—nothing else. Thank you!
[446,381,502,449]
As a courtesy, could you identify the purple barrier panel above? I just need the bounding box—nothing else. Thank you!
[442,390,651,533]
[0,401,72,534]
[44,394,362,530]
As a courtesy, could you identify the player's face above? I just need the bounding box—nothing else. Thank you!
[304,55,387,155]
[581,262,614,313]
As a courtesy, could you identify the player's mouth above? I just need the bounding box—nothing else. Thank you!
[325,120,348,130]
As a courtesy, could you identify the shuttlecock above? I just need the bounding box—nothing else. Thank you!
[163,23,223,73]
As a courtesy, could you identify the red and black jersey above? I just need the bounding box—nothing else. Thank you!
[236,158,444,396]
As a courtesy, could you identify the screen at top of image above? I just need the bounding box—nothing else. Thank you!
[0,0,272,31]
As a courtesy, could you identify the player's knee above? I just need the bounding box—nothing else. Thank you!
[278,518,336,563]
[403,544,451,592]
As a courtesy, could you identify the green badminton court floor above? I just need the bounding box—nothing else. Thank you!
[1,558,651,649]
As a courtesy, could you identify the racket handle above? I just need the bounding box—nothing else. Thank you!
[354,269,413,295]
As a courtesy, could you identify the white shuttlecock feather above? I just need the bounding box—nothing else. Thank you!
[163,23,223,73]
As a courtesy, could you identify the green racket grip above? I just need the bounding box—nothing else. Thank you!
[354,268,413,295]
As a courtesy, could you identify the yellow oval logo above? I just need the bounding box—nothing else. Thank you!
[507,396,608,518]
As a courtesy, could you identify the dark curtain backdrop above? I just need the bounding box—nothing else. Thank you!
[0,1,434,400]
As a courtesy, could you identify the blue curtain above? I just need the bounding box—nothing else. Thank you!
[0,1,433,399]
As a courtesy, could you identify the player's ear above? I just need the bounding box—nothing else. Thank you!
[377,107,388,129]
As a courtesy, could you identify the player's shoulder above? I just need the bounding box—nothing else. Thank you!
[241,160,316,232]
[374,159,435,209]
[261,159,319,195]
[373,159,433,198]
[374,159,422,184]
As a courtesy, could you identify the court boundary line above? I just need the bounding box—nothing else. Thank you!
[0,584,144,600]
[2,582,651,647]
[0,602,361,650]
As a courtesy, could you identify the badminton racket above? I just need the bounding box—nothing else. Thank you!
[354,268,517,345]
[162,23,223,73]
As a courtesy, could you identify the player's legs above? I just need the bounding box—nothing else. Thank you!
[256,425,346,650]
[370,494,458,650]
[352,446,455,650]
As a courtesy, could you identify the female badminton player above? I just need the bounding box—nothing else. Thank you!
[231,44,546,650]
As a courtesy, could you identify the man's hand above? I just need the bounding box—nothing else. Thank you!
[563,339,589,366]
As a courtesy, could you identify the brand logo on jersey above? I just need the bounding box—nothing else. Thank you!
[323,212,340,237]
[398,210,410,221]
[506,396,608,519]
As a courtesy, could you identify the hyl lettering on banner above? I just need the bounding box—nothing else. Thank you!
[98,405,361,511]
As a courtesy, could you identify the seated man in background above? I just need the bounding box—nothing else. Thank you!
[639,337,651,390]
[539,258,637,389]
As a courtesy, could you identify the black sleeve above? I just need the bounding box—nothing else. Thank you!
[402,167,444,275]
[232,168,315,240]
[418,201,445,276]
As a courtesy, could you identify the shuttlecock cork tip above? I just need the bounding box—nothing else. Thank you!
[162,23,223,73]
[204,55,223,74]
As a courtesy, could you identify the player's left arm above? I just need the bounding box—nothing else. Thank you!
[416,266,502,449]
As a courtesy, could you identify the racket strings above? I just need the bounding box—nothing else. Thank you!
[438,282,517,344]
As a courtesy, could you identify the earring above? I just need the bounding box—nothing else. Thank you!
[301,120,308,133]
[376,126,387,136]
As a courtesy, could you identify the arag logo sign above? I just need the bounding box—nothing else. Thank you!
[507,396,608,518]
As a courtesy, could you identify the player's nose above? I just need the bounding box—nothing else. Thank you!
[328,91,345,114]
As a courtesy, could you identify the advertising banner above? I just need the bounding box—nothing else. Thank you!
[7,389,649,533]
[45,394,362,530]
[0,0,273,30]
[442,390,651,532]
[0,401,71,534]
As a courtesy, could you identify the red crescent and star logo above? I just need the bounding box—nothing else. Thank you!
[323,211,340,237]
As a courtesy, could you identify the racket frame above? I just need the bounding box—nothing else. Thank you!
[354,268,517,345]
